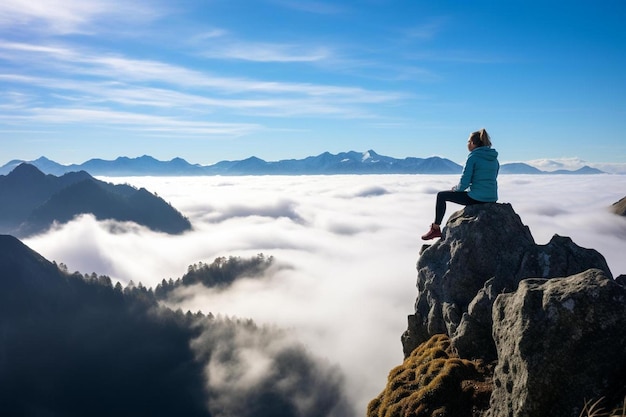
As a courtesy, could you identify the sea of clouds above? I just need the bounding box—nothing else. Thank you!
[24,174,626,413]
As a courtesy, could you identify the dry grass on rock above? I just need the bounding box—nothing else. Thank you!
[579,397,626,417]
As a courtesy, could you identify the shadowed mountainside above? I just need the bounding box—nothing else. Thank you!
[0,234,209,417]
[0,235,353,417]
[0,163,191,237]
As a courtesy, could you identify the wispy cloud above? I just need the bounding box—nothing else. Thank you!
[0,37,411,137]
[200,40,332,63]
[270,0,348,15]
[0,40,407,97]
[402,18,448,41]
[0,0,159,35]
[0,2,427,148]
[0,106,262,137]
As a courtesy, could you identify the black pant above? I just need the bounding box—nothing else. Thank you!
[435,191,481,225]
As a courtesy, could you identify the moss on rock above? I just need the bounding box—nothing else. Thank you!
[368,334,492,417]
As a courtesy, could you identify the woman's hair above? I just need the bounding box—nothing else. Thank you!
[470,128,492,147]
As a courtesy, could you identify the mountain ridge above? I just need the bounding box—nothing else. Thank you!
[0,164,192,237]
[1,151,607,176]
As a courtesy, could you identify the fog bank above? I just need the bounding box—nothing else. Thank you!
[24,174,626,413]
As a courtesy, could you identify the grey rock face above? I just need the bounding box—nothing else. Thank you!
[402,203,612,360]
[612,196,626,216]
[488,269,626,417]
[390,203,626,417]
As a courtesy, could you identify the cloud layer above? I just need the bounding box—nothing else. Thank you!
[24,174,626,413]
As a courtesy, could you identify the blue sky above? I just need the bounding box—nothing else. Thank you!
[1,0,625,166]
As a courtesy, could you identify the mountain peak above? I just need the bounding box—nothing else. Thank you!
[0,167,191,237]
[362,150,374,161]
[138,155,158,161]
[8,163,46,179]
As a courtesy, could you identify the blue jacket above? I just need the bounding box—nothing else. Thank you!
[453,146,499,202]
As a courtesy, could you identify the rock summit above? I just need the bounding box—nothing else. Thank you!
[370,203,626,417]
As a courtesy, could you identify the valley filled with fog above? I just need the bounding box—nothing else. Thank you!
[24,174,626,412]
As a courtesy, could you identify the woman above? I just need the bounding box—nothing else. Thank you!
[421,128,499,240]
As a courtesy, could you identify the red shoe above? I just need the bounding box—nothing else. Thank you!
[421,224,441,240]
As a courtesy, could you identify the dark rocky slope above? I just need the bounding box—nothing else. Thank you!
[370,203,626,417]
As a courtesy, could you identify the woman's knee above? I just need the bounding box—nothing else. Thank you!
[437,190,454,201]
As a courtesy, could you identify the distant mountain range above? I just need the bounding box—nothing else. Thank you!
[0,163,191,237]
[497,163,604,175]
[0,151,606,176]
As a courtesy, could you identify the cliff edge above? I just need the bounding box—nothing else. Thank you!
[369,203,626,417]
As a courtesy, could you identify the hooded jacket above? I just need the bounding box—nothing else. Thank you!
[453,146,499,202]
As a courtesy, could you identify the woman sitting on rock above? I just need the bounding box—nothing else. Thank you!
[421,128,499,240]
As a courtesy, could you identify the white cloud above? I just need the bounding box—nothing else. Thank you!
[201,40,332,63]
[0,40,405,101]
[0,0,158,35]
[23,174,626,412]
[11,107,261,137]
[0,39,408,128]
[524,157,588,171]
[516,157,626,174]
[588,162,626,175]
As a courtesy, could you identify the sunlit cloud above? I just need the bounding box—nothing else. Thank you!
[205,198,306,224]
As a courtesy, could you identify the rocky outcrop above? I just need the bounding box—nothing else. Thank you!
[402,203,611,361]
[488,268,626,417]
[372,203,625,417]
[612,196,626,216]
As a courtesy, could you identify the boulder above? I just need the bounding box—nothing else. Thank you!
[402,203,612,360]
[488,268,626,417]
